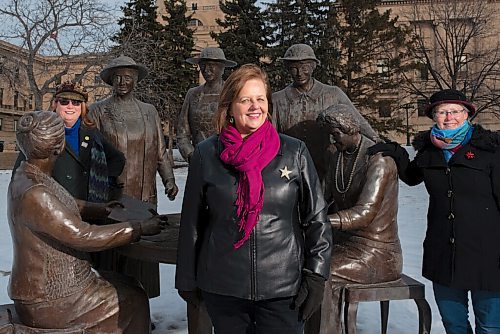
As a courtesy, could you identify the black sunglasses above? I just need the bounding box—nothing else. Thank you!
[57,99,82,106]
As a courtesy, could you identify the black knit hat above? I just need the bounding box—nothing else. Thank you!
[425,89,476,119]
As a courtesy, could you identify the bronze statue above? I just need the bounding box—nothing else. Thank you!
[177,47,237,162]
[7,110,162,333]
[272,44,379,179]
[305,105,402,333]
[89,55,178,298]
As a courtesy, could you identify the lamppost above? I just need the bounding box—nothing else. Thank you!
[401,103,414,146]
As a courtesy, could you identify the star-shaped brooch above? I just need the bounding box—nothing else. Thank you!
[279,166,292,180]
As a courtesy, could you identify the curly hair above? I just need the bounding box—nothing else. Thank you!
[16,111,65,159]
[317,104,360,135]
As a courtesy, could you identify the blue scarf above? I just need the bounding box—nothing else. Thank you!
[64,118,81,156]
[430,121,473,162]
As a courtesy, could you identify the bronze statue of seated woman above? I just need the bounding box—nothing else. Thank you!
[7,110,162,333]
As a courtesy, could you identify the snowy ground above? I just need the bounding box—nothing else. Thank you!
[0,157,456,333]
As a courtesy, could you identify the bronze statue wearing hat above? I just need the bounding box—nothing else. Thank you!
[305,105,402,333]
[272,44,379,180]
[89,55,179,298]
[7,110,163,333]
[177,47,237,162]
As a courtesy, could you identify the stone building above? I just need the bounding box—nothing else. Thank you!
[0,40,108,151]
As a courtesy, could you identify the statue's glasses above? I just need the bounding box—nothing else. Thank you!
[57,99,82,106]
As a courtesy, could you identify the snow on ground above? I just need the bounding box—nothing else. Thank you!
[0,159,456,333]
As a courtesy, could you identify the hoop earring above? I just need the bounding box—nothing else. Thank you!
[229,116,234,124]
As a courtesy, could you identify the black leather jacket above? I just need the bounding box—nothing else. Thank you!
[175,134,332,301]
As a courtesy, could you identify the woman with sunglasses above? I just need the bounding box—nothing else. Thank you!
[369,89,500,333]
[14,81,126,219]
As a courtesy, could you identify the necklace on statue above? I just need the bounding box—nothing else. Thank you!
[335,137,362,197]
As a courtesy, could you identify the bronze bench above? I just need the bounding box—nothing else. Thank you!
[343,274,432,334]
[0,304,84,334]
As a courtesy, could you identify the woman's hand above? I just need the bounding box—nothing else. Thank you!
[293,270,326,320]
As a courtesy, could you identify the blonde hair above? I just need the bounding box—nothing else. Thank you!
[214,64,272,133]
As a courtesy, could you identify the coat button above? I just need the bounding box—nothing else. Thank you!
[66,175,72,180]
[447,190,453,198]
[449,237,455,244]
[445,168,451,175]
[448,212,455,220]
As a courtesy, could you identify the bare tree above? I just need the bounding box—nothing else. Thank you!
[403,0,500,116]
[0,0,117,109]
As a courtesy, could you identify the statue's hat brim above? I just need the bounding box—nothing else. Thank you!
[186,47,237,67]
[100,55,148,85]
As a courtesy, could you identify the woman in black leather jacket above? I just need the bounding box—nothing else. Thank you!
[175,64,332,334]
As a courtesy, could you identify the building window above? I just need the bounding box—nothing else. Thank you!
[14,91,19,108]
[377,58,390,77]
[0,118,2,131]
[94,75,101,84]
[458,54,468,77]
[378,100,392,118]
[417,99,427,117]
[28,95,33,109]
[191,2,197,10]
[0,88,3,106]
[419,62,429,80]
[14,119,18,132]
[188,19,203,26]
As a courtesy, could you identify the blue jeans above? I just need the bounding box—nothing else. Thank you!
[433,283,500,334]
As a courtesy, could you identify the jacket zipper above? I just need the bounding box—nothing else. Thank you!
[250,232,257,300]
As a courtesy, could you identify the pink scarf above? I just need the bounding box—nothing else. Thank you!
[219,120,280,249]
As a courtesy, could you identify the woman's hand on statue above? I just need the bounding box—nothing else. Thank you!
[164,178,179,201]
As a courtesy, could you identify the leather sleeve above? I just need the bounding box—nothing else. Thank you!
[175,146,206,291]
[299,142,333,280]
[329,154,396,230]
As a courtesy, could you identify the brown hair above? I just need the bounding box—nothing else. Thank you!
[214,64,272,133]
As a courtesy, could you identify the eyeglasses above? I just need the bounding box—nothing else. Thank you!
[57,99,82,106]
[433,109,466,118]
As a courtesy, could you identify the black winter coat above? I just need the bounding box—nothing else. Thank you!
[175,134,332,300]
[401,125,500,292]
[13,125,125,201]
